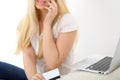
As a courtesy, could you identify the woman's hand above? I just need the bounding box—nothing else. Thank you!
[44,0,58,26]
[31,73,45,80]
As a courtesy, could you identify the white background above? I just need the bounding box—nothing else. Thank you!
[0,0,120,68]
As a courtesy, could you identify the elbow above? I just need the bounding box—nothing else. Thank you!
[46,62,60,71]
[45,55,62,71]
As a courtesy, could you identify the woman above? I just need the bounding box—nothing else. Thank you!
[0,0,79,80]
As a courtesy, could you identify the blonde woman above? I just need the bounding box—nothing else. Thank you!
[0,0,79,80]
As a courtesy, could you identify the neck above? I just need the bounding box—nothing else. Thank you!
[38,9,47,34]
[39,9,47,22]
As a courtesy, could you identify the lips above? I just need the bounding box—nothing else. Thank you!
[37,0,44,6]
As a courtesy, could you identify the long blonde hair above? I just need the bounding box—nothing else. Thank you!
[16,0,69,58]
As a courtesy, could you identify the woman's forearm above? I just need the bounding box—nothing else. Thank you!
[23,48,37,80]
[43,26,59,71]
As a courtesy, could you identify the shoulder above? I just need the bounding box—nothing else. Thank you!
[58,13,79,33]
[61,13,75,22]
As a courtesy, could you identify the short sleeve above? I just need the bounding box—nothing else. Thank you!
[59,13,79,32]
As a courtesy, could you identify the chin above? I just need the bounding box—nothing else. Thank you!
[36,5,45,10]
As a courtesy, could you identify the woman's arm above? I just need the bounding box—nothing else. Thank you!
[42,0,78,71]
[23,44,45,80]
[23,44,37,80]
[43,27,77,71]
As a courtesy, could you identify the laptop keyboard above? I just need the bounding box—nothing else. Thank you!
[86,57,112,71]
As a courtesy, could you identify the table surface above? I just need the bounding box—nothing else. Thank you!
[60,67,120,80]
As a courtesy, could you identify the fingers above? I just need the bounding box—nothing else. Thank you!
[44,0,58,24]
[51,0,57,8]
[36,73,45,80]
[45,0,58,15]
[31,73,45,80]
[45,2,53,12]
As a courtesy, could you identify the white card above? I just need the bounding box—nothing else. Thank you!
[42,68,60,80]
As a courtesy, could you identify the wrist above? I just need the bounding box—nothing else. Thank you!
[43,27,52,37]
[43,24,52,30]
[43,21,52,26]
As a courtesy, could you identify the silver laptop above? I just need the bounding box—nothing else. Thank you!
[73,38,120,74]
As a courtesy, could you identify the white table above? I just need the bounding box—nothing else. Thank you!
[60,67,120,80]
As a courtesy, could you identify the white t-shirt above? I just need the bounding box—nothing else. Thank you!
[30,13,79,75]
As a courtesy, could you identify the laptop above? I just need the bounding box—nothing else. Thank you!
[73,38,120,74]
